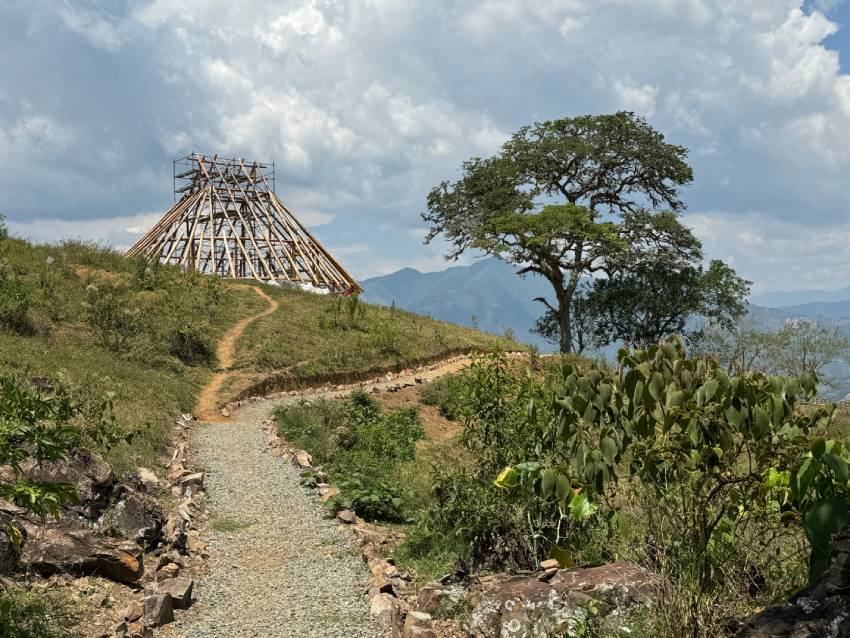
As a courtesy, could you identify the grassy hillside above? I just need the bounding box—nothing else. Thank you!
[225,283,521,400]
[0,234,517,469]
[0,236,264,472]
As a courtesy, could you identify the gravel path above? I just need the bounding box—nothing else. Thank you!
[171,399,378,638]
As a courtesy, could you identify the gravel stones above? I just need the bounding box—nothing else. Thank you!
[172,402,377,638]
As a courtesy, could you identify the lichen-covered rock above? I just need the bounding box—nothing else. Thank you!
[469,561,655,638]
[736,532,850,637]
[98,487,164,549]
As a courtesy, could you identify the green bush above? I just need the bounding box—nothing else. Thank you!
[276,391,424,522]
[0,587,79,638]
[169,323,215,366]
[420,373,466,420]
[495,340,838,635]
[0,277,35,335]
[83,284,142,351]
[403,353,582,571]
[0,375,79,518]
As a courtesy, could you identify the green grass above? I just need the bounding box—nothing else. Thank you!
[229,285,522,397]
[211,517,252,533]
[0,237,261,473]
[0,235,517,474]
[0,585,80,638]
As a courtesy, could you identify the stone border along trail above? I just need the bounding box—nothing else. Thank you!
[169,286,481,637]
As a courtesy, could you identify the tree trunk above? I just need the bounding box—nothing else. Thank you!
[559,295,572,354]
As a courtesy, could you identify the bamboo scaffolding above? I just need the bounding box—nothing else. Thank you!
[125,153,361,294]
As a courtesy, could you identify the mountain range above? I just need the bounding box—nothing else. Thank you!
[362,258,850,398]
[361,258,556,350]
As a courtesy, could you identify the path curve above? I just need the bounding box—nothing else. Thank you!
[195,286,279,422]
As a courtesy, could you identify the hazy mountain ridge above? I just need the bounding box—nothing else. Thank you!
[362,259,850,397]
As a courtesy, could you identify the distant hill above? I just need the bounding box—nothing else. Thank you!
[360,258,556,350]
[362,259,850,397]
[751,286,850,308]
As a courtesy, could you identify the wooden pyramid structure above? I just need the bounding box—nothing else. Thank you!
[126,153,361,294]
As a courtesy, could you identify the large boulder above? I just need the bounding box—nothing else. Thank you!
[12,448,115,519]
[98,487,164,549]
[21,523,143,584]
[736,533,850,637]
[469,561,656,638]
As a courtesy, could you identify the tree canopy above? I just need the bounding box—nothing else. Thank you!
[423,112,747,352]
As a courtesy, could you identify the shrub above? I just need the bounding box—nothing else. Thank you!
[498,340,837,635]
[0,587,80,638]
[276,391,424,522]
[169,323,215,366]
[0,277,35,335]
[420,374,466,420]
[84,284,142,351]
[0,375,79,518]
[404,352,579,571]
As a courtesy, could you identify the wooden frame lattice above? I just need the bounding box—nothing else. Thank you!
[126,153,361,294]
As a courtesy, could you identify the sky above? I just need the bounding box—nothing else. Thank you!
[2,1,850,294]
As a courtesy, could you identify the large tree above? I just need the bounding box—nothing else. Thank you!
[423,112,698,352]
[585,254,750,348]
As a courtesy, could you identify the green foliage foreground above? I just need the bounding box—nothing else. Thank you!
[276,392,424,521]
[393,344,850,636]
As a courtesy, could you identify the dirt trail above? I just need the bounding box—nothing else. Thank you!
[194,286,279,422]
[177,291,495,636]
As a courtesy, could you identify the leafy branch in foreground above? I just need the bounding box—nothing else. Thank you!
[0,376,79,519]
[499,341,843,595]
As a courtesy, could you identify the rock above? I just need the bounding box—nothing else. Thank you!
[539,558,560,570]
[156,562,179,581]
[21,524,143,584]
[143,592,174,627]
[736,531,850,636]
[162,513,188,553]
[416,583,456,614]
[294,450,312,469]
[320,487,340,504]
[124,600,143,622]
[403,611,436,638]
[337,510,357,524]
[10,448,114,519]
[220,407,231,418]
[157,577,194,609]
[166,465,186,482]
[370,592,406,636]
[414,377,424,384]
[98,487,164,549]
[468,561,656,638]
[186,531,207,556]
[115,620,152,638]
[135,468,160,492]
[178,472,204,488]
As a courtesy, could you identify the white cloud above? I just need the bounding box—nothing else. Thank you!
[58,2,123,50]
[613,79,660,117]
[4,1,850,292]
[8,212,165,251]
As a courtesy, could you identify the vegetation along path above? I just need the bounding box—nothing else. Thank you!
[172,285,378,637]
